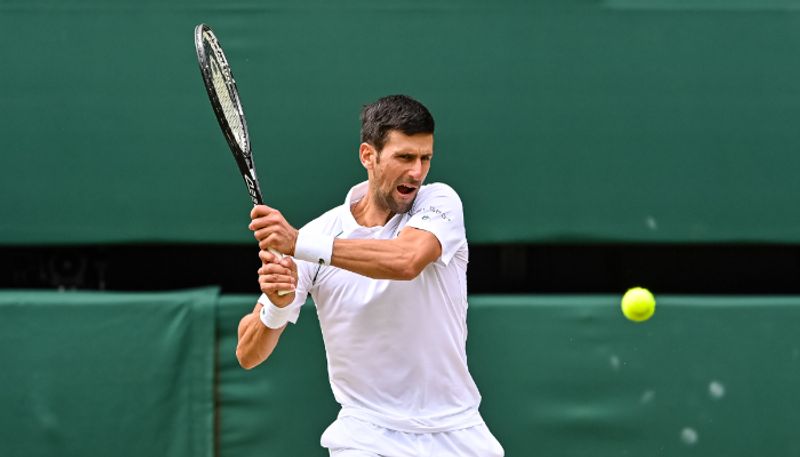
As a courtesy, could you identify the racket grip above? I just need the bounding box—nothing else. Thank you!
[268,248,291,296]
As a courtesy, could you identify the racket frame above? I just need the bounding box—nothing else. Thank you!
[194,24,290,295]
[194,23,263,206]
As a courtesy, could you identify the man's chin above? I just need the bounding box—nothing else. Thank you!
[390,196,416,214]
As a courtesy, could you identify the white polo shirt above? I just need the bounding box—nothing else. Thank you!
[259,181,484,433]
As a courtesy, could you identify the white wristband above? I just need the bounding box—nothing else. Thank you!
[259,302,294,329]
[294,230,334,265]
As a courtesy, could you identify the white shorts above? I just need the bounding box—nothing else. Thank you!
[321,416,505,457]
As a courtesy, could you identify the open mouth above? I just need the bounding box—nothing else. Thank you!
[397,184,417,195]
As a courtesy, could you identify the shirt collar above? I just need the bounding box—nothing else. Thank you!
[340,181,405,235]
[340,181,369,233]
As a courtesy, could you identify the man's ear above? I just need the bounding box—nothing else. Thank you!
[359,142,377,170]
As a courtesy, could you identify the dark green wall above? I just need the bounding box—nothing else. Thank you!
[2,0,799,244]
[218,294,800,456]
[0,289,216,457]
[3,290,799,456]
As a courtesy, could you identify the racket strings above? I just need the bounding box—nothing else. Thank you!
[206,42,248,152]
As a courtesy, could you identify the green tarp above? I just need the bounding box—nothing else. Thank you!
[2,291,799,456]
[217,295,337,457]
[218,294,800,456]
[0,288,216,457]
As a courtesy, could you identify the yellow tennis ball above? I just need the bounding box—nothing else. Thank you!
[621,287,656,322]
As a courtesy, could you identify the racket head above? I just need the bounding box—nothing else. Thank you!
[194,23,263,204]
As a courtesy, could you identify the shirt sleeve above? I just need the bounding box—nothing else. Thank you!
[257,257,313,325]
[404,183,466,266]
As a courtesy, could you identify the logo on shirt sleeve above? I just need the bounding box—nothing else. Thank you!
[424,205,452,222]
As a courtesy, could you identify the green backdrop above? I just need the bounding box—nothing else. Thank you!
[2,0,799,245]
[0,288,216,457]
[2,290,799,456]
[216,294,800,456]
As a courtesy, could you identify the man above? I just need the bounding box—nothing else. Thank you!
[236,95,504,456]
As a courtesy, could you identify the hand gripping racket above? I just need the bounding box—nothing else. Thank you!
[194,24,289,295]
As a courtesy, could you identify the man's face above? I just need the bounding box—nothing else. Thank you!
[367,130,434,215]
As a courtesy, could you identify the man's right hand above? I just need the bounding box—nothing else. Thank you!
[258,249,297,307]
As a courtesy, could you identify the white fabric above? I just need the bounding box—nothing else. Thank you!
[294,229,335,265]
[258,181,497,443]
[329,449,380,457]
[258,301,294,329]
[322,415,504,457]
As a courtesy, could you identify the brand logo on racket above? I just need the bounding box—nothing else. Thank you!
[244,174,259,203]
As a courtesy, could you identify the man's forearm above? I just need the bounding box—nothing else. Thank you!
[331,237,432,280]
[236,304,285,369]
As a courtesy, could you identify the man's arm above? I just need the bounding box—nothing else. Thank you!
[235,252,297,369]
[331,227,441,280]
[249,205,444,281]
[236,302,287,369]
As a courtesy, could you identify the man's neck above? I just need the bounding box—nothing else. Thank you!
[351,192,394,227]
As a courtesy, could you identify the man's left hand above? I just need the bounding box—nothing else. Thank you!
[249,205,299,255]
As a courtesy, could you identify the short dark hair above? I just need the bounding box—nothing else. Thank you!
[360,95,435,151]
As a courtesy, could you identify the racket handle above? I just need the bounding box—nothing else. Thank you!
[268,247,291,296]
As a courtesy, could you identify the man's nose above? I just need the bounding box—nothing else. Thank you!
[408,159,424,181]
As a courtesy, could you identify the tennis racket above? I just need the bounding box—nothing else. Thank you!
[194,23,289,295]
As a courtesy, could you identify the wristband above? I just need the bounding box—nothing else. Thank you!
[259,301,294,329]
[294,230,334,265]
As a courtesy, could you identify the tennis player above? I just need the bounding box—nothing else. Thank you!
[236,95,504,456]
